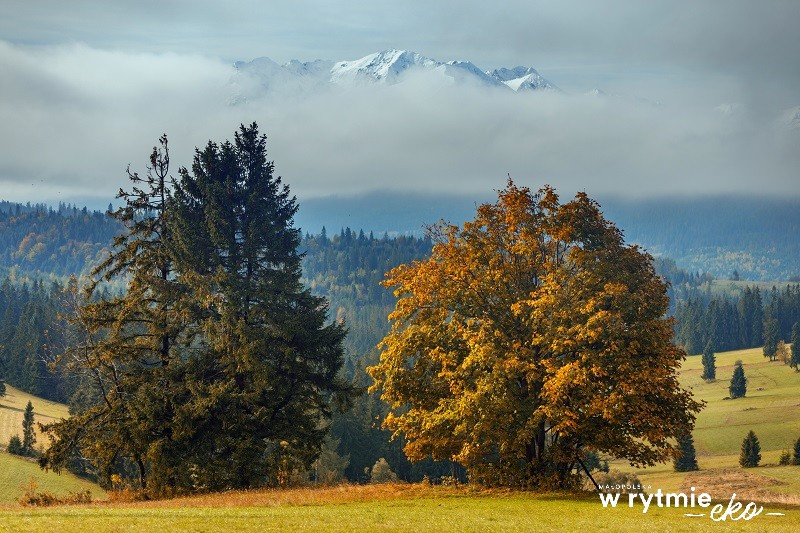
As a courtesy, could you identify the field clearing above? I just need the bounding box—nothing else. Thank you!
[0,385,69,448]
[623,346,800,502]
[0,484,798,532]
[0,452,105,505]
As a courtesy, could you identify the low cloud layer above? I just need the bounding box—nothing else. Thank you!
[0,40,797,206]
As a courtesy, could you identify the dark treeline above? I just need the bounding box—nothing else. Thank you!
[675,284,800,354]
[0,278,75,401]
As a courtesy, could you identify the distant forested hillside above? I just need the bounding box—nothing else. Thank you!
[0,202,120,278]
[295,193,800,282]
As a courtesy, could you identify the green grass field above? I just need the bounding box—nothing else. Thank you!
[0,347,798,531]
[0,484,798,532]
[0,385,105,505]
[620,346,800,502]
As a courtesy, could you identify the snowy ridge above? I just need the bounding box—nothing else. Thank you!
[232,49,558,97]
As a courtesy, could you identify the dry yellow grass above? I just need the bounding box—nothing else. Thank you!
[0,385,69,448]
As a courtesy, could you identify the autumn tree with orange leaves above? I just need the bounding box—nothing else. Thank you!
[369,181,703,489]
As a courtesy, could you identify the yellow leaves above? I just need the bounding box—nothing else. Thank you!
[370,181,702,482]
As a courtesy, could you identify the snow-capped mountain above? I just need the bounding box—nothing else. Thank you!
[231,49,558,101]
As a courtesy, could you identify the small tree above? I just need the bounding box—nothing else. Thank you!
[777,341,790,365]
[790,322,800,371]
[0,379,5,397]
[763,317,779,361]
[370,458,398,483]
[701,341,716,381]
[673,432,699,472]
[729,360,747,398]
[793,436,800,466]
[779,450,792,465]
[7,435,23,455]
[739,431,761,468]
[22,401,36,455]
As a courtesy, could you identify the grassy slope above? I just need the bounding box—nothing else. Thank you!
[0,484,798,533]
[0,452,104,505]
[626,346,800,500]
[0,385,69,447]
[0,385,105,504]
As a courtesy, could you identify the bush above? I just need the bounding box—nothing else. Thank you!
[779,450,792,465]
[7,435,24,455]
[17,479,92,507]
[370,458,398,483]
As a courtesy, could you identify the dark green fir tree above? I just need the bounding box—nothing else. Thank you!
[739,430,761,468]
[729,360,747,399]
[21,400,36,455]
[701,340,716,381]
[673,432,699,472]
[790,322,800,371]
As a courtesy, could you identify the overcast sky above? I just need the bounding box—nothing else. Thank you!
[1,0,798,205]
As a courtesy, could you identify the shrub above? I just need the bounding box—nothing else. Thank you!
[7,435,24,455]
[370,458,398,483]
[779,450,792,465]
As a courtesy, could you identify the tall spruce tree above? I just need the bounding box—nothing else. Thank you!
[673,432,699,472]
[701,341,716,381]
[739,430,761,468]
[169,123,352,490]
[791,322,800,371]
[763,316,779,361]
[729,360,747,399]
[793,436,800,465]
[22,401,36,455]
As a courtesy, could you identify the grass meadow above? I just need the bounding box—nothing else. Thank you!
[0,347,798,531]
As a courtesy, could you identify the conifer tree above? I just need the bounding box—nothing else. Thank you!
[791,322,800,371]
[168,123,352,490]
[763,317,779,361]
[739,430,761,467]
[701,340,716,381]
[793,436,800,466]
[729,360,747,399]
[21,400,36,455]
[673,432,699,472]
[40,136,189,492]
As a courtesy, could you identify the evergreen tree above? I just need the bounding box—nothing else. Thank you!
[7,435,23,455]
[673,432,699,472]
[701,340,716,381]
[168,122,353,490]
[0,379,5,397]
[22,401,36,455]
[739,430,761,468]
[729,360,747,399]
[763,316,779,361]
[791,322,800,371]
[793,436,800,466]
[40,135,191,492]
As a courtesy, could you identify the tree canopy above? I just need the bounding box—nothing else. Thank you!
[369,181,702,489]
[40,124,351,495]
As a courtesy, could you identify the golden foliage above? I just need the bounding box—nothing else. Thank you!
[369,180,703,488]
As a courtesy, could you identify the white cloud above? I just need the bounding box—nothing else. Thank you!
[0,41,797,207]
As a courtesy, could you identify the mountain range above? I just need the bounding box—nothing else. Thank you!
[230,49,557,101]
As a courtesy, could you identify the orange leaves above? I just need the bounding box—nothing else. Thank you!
[368,180,703,486]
